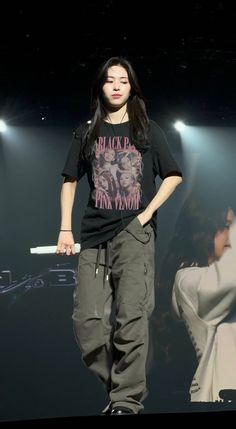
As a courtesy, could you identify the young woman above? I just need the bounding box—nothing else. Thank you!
[169,194,235,402]
[56,56,182,414]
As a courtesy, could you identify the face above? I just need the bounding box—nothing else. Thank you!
[98,175,109,191]
[119,172,133,188]
[212,208,235,262]
[104,149,115,162]
[120,155,131,170]
[102,65,131,109]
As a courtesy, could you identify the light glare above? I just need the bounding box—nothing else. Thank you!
[174,120,186,132]
[0,119,7,133]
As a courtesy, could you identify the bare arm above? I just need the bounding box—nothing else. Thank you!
[56,179,78,255]
[137,175,183,226]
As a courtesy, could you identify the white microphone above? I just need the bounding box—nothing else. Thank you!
[30,243,81,254]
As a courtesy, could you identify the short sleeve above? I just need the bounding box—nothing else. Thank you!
[62,126,86,181]
[149,120,182,179]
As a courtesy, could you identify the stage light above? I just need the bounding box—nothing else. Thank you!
[0,119,7,133]
[174,120,186,132]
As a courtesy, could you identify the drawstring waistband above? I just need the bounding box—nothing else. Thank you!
[95,241,110,284]
[95,244,102,276]
[105,240,110,281]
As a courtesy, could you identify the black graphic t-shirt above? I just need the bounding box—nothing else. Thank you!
[62,120,182,250]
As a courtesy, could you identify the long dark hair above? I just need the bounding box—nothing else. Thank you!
[81,56,149,160]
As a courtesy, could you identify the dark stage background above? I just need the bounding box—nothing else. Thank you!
[1,0,236,422]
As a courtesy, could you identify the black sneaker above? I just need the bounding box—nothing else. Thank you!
[111,406,136,415]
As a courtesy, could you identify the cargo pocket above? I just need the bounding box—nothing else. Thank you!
[125,216,153,244]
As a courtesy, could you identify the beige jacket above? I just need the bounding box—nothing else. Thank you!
[172,221,236,401]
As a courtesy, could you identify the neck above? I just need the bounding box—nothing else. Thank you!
[106,106,128,124]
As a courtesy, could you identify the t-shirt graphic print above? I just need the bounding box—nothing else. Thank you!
[92,135,143,210]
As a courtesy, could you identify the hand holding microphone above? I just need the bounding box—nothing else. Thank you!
[30,243,80,255]
[30,229,80,255]
[56,229,78,256]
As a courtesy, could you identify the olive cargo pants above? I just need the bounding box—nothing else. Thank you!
[72,217,155,413]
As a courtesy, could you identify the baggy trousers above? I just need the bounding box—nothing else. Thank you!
[72,217,155,413]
